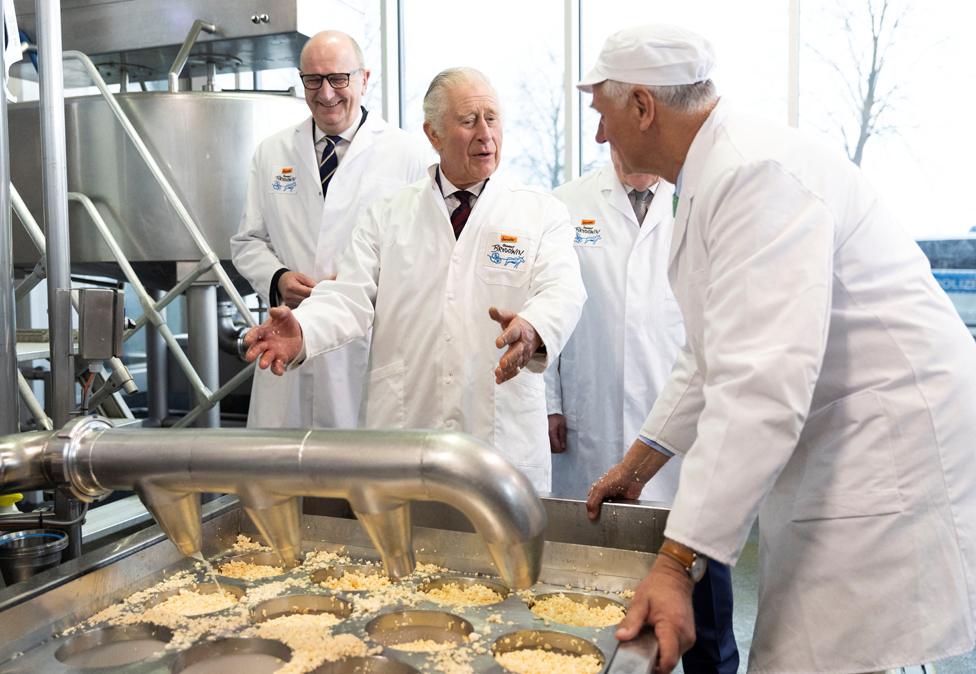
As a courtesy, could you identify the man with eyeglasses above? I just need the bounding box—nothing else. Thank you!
[242,67,586,493]
[231,30,429,431]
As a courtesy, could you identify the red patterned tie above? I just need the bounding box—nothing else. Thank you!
[450,191,473,239]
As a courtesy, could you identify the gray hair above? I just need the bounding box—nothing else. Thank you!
[423,67,499,133]
[602,79,717,113]
[300,31,365,70]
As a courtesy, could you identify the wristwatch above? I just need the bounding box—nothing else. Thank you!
[658,539,707,583]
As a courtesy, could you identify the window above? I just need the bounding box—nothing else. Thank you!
[579,1,790,176]
[400,0,565,189]
[800,0,976,238]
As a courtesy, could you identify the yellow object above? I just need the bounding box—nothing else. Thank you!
[0,493,22,508]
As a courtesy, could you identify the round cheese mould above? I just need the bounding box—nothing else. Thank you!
[491,629,605,674]
[526,591,627,628]
[250,593,353,623]
[144,582,245,616]
[310,563,389,592]
[171,636,292,674]
[365,609,473,651]
[309,655,420,673]
[417,575,510,606]
[54,623,173,669]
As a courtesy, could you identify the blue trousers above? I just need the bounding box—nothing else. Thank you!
[682,559,739,674]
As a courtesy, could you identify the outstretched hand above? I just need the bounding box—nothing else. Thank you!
[243,306,304,376]
[489,307,543,384]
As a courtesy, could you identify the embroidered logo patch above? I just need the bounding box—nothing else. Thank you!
[272,167,297,193]
[485,237,527,270]
[575,219,602,246]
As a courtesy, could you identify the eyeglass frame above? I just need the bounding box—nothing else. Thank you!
[299,69,363,91]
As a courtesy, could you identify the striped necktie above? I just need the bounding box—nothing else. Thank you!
[450,191,473,239]
[319,135,342,200]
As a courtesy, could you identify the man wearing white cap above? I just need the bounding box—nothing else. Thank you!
[549,147,739,673]
[582,23,976,674]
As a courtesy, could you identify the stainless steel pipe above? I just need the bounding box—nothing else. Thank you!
[36,0,74,427]
[185,285,219,427]
[0,420,547,588]
[167,20,217,93]
[0,4,19,435]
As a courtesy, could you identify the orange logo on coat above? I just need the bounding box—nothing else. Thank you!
[500,235,519,243]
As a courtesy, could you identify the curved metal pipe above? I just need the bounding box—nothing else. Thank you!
[1,420,547,588]
[167,20,217,93]
[217,301,248,360]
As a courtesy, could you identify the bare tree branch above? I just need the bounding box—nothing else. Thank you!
[808,0,912,165]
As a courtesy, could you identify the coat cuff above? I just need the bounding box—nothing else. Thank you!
[269,267,289,308]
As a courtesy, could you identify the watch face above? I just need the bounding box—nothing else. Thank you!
[690,556,707,583]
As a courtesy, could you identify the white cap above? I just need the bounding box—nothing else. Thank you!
[578,24,715,92]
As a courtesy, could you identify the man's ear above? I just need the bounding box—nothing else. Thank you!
[423,121,442,152]
[632,87,656,132]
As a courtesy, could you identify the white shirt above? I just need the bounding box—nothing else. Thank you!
[437,169,487,212]
[312,106,364,163]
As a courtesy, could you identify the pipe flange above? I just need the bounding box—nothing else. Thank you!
[52,415,115,502]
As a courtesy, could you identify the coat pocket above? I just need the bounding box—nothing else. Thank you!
[790,390,904,522]
[364,360,406,427]
[493,372,550,489]
[476,231,535,288]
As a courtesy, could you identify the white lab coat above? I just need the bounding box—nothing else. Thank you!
[292,168,586,492]
[231,113,429,429]
[641,99,976,672]
[545,166,684,501]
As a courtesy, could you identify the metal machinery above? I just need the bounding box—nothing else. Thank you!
[0,2,665,671]
[3,0,332,560]
[0,419,665,671]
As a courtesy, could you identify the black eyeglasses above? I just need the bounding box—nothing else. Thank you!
[300,69,362,90]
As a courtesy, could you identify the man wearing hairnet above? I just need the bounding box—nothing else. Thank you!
[582,24,976,674]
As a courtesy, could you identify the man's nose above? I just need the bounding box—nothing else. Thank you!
[318,83,340,101]
[595,118,607,144]
[474,117,493,140]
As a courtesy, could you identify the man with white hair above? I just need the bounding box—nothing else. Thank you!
[582,24,976,674]
[243,67,586,493]
[231,30,428,431]
[548,148,738,673]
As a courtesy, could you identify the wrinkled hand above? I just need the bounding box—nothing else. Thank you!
[586,461,648,521]
[277,271,317,309]
[616,556,696,674]
[548,414,567,453]
[489,307,543,384]
[243,306,304,376]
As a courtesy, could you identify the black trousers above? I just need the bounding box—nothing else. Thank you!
[682,559,740,674]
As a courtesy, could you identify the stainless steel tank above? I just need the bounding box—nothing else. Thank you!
[8,91,308,288]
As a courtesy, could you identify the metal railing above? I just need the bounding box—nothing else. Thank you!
[10,49,262,428]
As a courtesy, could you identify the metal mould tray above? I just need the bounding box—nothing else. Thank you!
[0,497,663,673]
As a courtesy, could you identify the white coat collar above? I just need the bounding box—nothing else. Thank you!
[599,163,639,227]
[599,163,674,238]
[668,97,727,265]
[290,111,391,185]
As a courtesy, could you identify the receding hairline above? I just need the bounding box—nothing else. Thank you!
[299,30,365,70]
